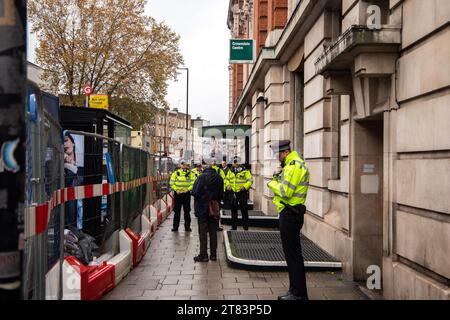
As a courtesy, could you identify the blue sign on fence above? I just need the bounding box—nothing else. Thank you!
[105,152,116,184]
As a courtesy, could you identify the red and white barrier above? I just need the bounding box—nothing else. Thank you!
[149,205,159,232]
[62,256,115,300]
[157,197,170,219]
[25,176,154,239]
[161,198,170,219]
[109,230,132,286]
[141,214,151,251]
[125,228,145,267]
[26,170,176,300]
[45,262,61,300]
[167,193,175,211]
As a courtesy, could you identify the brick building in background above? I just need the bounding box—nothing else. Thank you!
[137,108,192,159]
[228,0,450,299]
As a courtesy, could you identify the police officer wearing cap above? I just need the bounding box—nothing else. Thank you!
[222,159,231,176]
[170,159,194,232]
[225,156,253,230]
[211,158,226,180]
[192,162,203,182]
[268,140,309,300]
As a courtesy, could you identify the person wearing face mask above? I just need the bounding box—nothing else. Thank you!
[268,140,310,301]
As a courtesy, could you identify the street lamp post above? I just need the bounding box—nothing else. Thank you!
[178,67,189,160]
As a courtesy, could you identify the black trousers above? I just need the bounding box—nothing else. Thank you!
[173,192,191,230]
[231,191,249,230]
[279,205,308,298]
[198,216,219,257]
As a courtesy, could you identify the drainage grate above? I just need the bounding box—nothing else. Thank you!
[221,210,266,217]
[226,231,341,268]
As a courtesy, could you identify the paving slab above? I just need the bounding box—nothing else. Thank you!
[103,213,368,301]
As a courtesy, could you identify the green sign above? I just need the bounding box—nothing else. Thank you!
[230,39,254,63]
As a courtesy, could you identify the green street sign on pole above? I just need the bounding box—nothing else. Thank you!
[230,39,255,64]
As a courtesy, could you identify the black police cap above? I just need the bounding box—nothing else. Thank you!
[270,140,291,152]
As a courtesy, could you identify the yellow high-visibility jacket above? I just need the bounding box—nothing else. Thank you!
[212,165,226,180]
[192,168,202,180]
[225,166,253,193]
[267,151,309,213]
[170,169,194,193]
[191,168,202,189]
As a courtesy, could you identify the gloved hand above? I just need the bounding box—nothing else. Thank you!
[227,186,232,191]
[273,168,282,180]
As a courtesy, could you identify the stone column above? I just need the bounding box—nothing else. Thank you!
[250,91,265,210]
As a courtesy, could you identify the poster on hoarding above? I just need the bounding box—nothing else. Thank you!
[63,131,84,230]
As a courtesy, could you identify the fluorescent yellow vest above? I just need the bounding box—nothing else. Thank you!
[225,166,253,193]
[267,151,309,213]
[212,165,226,180]
[170,169,194,192]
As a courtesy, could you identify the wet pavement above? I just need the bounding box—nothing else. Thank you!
[103,213,368,300]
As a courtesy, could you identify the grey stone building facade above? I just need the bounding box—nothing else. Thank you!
[228,0,449,299]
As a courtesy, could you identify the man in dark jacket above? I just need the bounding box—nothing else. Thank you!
[192,160,224,262]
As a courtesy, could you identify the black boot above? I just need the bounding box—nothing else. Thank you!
[193,254,209,262]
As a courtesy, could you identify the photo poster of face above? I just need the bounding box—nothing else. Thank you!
[63,131,84,230]
[102,152,115,223]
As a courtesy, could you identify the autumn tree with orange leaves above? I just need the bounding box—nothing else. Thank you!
[28,0,183,128]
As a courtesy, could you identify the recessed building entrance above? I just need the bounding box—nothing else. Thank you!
[350,117,384,282]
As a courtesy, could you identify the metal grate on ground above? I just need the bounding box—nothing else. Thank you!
[224,230,342,269]
[221,210,266,217]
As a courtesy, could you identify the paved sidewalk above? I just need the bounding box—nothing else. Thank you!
[104,214,368,300]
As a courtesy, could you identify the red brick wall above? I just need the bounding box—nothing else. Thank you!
[230,0,287,117]
[232,64,244,109]
[254,0,268,53]
[268,0,288,30]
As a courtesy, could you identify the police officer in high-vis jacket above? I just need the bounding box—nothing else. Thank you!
[268,140,309,300]
[192,162,203,182]
[170,159,194,232]
[212,158,226,181]
[225,156,253,230]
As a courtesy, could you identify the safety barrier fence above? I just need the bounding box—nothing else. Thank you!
[24,106,174,300]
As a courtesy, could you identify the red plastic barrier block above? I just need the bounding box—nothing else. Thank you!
[157,210,163,225]
[65,256,115,300]
[125,228,146,267]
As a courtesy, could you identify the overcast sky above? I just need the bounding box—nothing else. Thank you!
[28,0,231,125]
[146,1,230,125]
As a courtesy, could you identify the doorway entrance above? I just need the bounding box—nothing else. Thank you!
[350,117,384,282]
